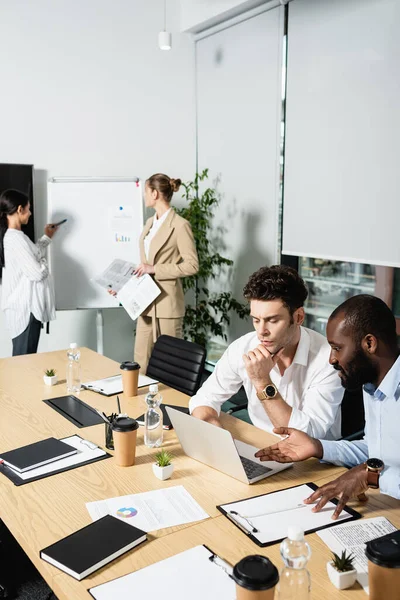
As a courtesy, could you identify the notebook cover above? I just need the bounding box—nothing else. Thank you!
[40,515,147,579]
[136,404,189,430]
[43,395,105,428]
[0,437,77,472]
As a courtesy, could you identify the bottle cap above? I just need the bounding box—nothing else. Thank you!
[288,526,304,541]
[111,416,139,433]
[365,530,400,568]
[232,555,279,591]
[120,361,140,371]
[69,342,78,349]
[149,384,159,393]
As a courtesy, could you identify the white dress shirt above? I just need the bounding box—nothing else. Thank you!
[1,229,56,338]
[321,354,400,499]
[143,208,171,261]
[189,327,343,440]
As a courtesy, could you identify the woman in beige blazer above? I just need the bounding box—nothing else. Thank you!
[133,173,199,372]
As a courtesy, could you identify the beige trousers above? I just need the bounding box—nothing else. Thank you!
[134,315,183,374]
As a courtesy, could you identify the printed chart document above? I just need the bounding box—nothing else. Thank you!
[13,435,106,481]
[219,483,360,546]
[89,544,235,600]
[86,485,209,532]
[317,516,396,594]
[93,259,160,320]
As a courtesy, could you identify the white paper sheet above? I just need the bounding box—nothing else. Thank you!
[221,483,355,545]
[93,259,135,293]
[86,486,209,532]
[12,435,106,481]
[82,374,158,395]
[89,545,236,600]
[317,516,397,594]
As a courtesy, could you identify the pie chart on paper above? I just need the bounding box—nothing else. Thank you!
[116,507,138,518]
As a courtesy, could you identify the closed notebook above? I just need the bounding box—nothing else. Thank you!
[40,515,147,580]
[0,437,77,473]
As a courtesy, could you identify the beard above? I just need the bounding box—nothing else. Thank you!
[334,348,379,391]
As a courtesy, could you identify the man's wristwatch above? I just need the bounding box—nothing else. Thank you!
[256,383,278,402]
[365,458,384,489]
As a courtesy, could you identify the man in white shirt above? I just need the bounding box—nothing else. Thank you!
[190,265,343,440]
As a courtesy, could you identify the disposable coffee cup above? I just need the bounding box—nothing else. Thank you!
[232,555,279,600]
[120,361,140,397]
[111,416,139,467]
[366,529,400,600]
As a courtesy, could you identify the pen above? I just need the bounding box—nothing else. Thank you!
[117,395,121,414]
[225,511,253,535]
[94,409,111,424]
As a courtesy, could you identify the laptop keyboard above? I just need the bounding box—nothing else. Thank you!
[240,456,273,479]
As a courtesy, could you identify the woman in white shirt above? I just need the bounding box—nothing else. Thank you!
[110,173,199,372]
[0,189,58,356]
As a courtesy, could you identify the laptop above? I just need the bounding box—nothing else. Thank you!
[166,407,292,484]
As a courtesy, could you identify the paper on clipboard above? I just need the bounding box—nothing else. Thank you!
[93,259,160,321]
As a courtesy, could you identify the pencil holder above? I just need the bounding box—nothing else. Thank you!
[105,420,114,450]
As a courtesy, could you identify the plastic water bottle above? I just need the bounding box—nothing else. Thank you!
[66,343,81,394]
[278,526,311,599]
[144,384,163,448]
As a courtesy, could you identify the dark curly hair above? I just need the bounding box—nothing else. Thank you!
[330,294,398,350]
[243,265,308,315]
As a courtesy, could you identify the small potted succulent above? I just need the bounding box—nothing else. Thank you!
[327,550,357,589]
[152,450,174,481]
[43,368,58,386]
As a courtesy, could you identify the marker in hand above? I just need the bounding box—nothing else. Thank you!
[50,218,68,229]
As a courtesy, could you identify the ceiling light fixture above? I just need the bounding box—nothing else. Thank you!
[158,0,171,50]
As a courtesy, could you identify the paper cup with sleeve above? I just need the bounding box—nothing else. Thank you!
[111,416,139,467]
[120,361,140,397]
[232,555,279,600]
[365,529,400,600]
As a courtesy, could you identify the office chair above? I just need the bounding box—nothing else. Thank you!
[146,335,206,396]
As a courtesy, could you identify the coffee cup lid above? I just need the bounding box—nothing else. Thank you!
[366,530,400,568]
[120,361,140,371]
[111,416,139,433]
[232,555,279,591]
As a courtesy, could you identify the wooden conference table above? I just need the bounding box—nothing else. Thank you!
[0,348,399,599]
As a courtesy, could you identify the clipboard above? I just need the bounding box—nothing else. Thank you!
[218,482,362,547]
[0,434,111,486]
[88,544,235,600]
[43,395,106,427]
[82,374,158,396]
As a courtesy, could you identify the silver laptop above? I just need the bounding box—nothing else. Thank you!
[166,407,292,484]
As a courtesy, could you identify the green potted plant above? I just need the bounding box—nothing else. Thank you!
[43,368,58,386]
[327,550,357,589]
[152,449,174,481]
[176,169,249,348]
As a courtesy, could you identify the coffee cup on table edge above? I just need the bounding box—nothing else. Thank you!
[366,529,400,600]
[120,361,140,397]
[232,555,279,600]
[111,416,139,467]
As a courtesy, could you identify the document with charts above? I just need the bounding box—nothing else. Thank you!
[93,259,160,320]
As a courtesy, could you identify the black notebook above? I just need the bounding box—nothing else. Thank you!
[136,404,190,430]
[0,437,77,473]
[40,515,147,580]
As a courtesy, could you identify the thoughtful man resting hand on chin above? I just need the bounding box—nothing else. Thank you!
[256,295,400,518]
[190,265,343,440]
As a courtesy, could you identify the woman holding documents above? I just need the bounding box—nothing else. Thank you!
[0,189,59,356]
[134,173,198,372]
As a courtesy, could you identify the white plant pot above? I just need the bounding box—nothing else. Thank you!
[152,463,174,481]
[43,375,58,386]
[327,561,357,590]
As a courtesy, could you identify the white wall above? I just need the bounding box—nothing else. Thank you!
[180,0,273,31]
[0,0,196,361]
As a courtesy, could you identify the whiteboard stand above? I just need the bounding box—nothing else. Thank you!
[96,310,104,355]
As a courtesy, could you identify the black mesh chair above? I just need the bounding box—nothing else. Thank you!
[146,335,206,396]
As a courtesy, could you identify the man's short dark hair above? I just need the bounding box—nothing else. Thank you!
[243,265,308,315]
[330,294,398,349]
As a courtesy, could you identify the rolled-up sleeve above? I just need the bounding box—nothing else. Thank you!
[189,345,243,415]
[287,366,343,438]
[320,438,369,467]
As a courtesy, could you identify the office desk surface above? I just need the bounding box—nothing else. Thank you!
[1,348,399,599]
